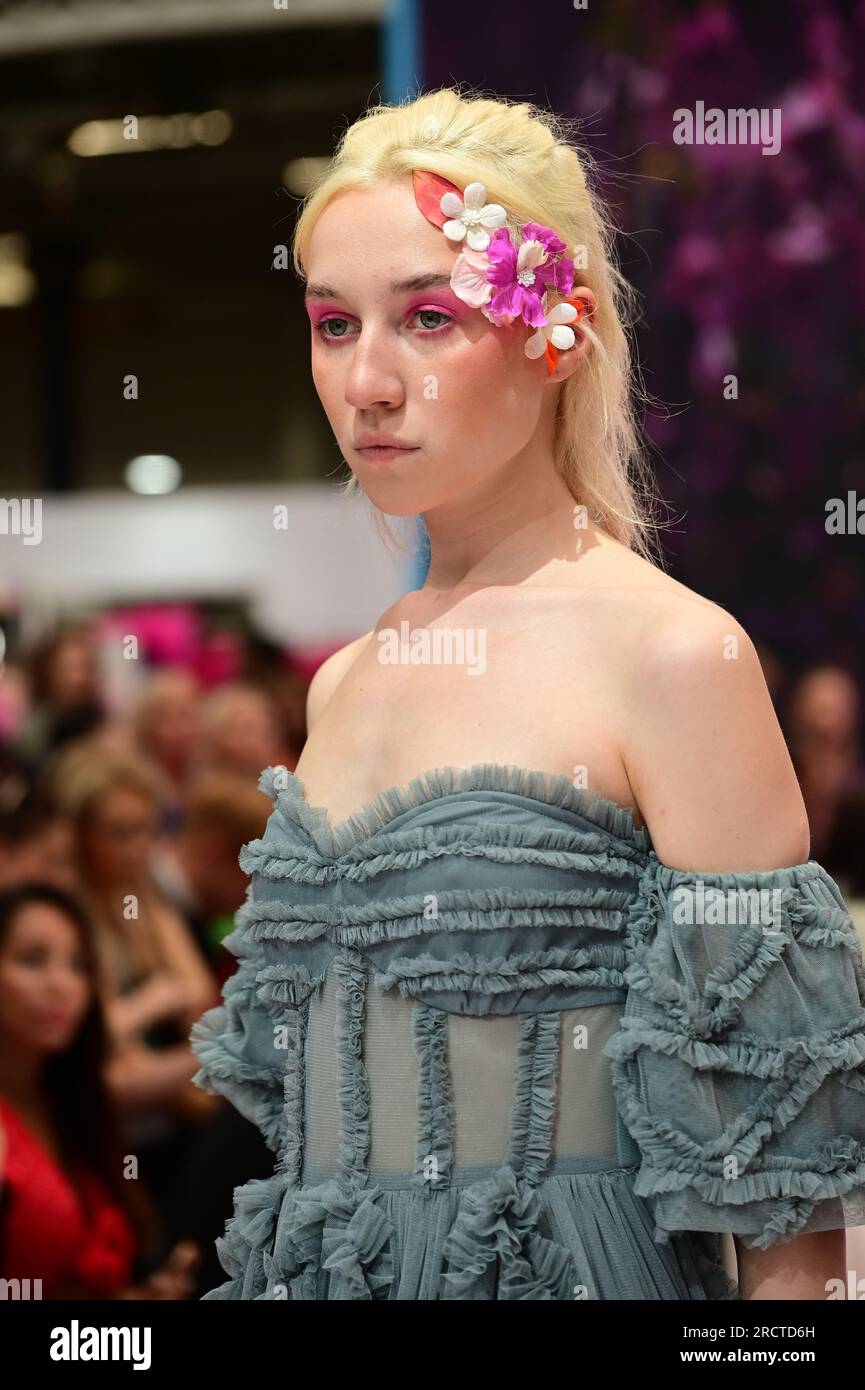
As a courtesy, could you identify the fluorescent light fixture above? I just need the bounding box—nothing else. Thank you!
[0,234,35,307]
[124,455,182,494]
[68,110,232,157]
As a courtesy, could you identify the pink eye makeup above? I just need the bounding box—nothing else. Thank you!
[307,303,357,345]
[307,293,467,346]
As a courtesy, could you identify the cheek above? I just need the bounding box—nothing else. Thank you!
[310,347,338,410]
[435,325,538,434]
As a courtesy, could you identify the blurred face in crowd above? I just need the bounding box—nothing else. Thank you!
[205,690,281,778]
[0,818,78,893]
[0,903,92,1056]
[46,632,100,708]
[139,674,202,778]
[78,786,159,889]
[787,667,860,797]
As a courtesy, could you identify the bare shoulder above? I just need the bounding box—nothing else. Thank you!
[610,580,808,872]
[306,629,376,732]
[551,535,742,663]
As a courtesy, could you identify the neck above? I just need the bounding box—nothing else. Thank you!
[0,1040,46,1105]
[417,398,609,590]
[421,467,603,592]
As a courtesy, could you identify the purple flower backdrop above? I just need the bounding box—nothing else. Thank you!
[422,0,865,687]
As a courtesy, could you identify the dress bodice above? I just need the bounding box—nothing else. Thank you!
[189,762,865,1300]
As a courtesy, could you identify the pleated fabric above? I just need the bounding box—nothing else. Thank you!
[189,762,865,1300]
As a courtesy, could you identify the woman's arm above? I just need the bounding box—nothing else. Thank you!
[105,1041,201,1110]
[105,972,199,1045]
[151,900,219,1028]
[618,600,838,1298]
[734,1228,846,1299]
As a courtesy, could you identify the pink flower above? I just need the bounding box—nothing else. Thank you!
[484,226,575,328]
[450,246,494,308]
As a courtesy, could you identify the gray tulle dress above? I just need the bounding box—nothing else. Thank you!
[188,762,865,1300]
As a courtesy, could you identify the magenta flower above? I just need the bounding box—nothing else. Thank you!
[484,225,575,327]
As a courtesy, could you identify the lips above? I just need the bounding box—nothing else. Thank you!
[355,438,418,451]
[354,440,420,464]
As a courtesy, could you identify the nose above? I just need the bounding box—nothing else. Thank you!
[44,962,82,1003]
[344,324,405,412]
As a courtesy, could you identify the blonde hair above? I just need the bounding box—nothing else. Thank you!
[291,85,670,565]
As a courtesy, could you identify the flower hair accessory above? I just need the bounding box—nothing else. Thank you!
[412,168,584,372]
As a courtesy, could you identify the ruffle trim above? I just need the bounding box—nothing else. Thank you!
[189,1006,285,1153]
[333,952,371,1175]
[412,1004,455,1191]
[606,854,865,1249]
[201,1166,741,1301]
[254,761,652,861]
[375,944,627,1002]
[238,884,632,948]
[439,1165,576,1298]
[240,820,647,884]
[189,953,293,1155]
[201,1168,576,1300]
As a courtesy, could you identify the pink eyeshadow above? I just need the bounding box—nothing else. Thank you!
[306,302,347,324]
[403,291,467,318]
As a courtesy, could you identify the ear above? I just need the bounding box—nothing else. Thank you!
[545,286,598,383]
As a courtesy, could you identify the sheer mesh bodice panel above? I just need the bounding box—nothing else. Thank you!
[303,973,622,1179]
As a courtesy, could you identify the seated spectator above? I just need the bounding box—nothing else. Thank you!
[151,769,272,985]
[198,682,285,780]
[45,744,220,1207]
[14,624,107,767]
[132,669,203,835]
[784,664,865,898]
[0,786,77,893]
[0,881,200,1298]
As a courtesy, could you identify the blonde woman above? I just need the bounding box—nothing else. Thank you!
[48,745,218,1120]
[190,88,865,1301]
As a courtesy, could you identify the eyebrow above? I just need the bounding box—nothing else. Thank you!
[304,272,453,300]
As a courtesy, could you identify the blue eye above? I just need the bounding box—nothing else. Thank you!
[316,316,355,342]
[411,308,452,332]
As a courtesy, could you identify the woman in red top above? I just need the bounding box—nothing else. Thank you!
[0,881,198,1299]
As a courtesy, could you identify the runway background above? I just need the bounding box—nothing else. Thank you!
[1,0,864,1299]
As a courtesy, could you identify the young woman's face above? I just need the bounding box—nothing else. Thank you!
[79,786,158,887]
[304,178,559,516]
[0,903,92,1054]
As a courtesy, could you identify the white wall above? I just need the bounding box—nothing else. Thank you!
[1,484,417,647]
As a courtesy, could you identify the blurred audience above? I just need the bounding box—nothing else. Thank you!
[783,664,865,899]
[45,744,220,1202]
[0,882,200,1298]
[132,669,203,834]
[198,682,285,780]
[152,769,272,986]
[0,786,77,892]
[15,624,108,769]
[0,614,313,1298]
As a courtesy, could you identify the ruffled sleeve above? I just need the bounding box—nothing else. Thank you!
[604,853,865,1250]
[188,875,288,1153]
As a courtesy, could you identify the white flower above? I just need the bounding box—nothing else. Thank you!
[524,302,580,359]
[439,181,507,251]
